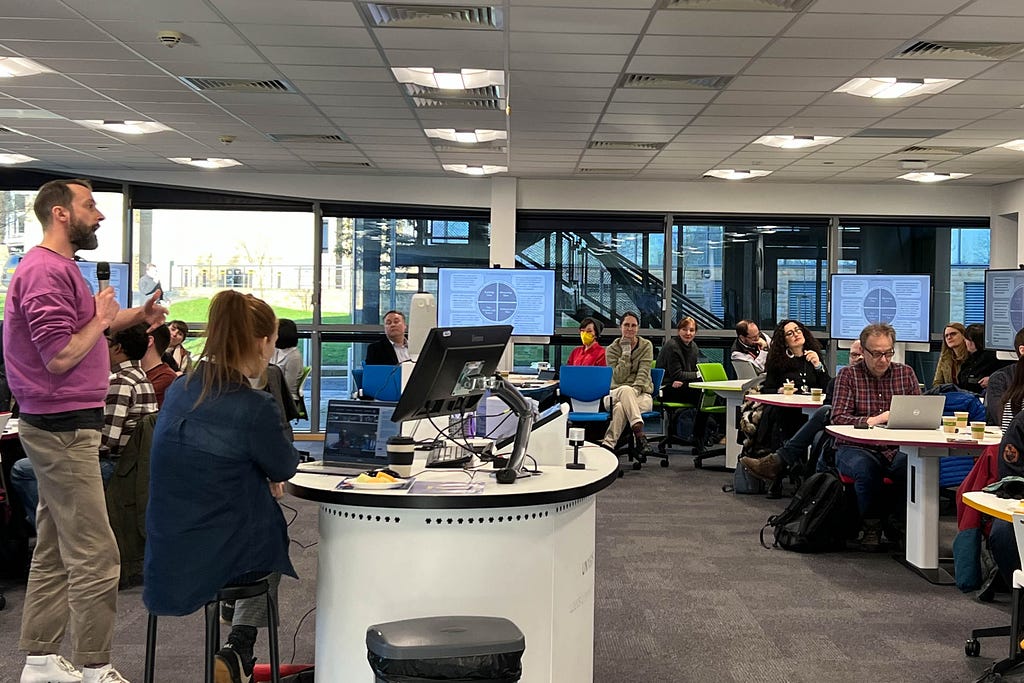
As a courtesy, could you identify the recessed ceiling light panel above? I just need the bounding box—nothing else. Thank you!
[0,153,37,165]
[834,77,961,99]
[754,135,840,149]
[77,120,171,135]
[168,157,242,169]
[997,139,1024,152]
[703,169,772,180]
[897,171,971,183]
[392,67,504,91]
[0,57,52,78]
[424,128,507,144]
[442,163,506,175]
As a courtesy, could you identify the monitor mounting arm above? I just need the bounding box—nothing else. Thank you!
[485,374,537,484]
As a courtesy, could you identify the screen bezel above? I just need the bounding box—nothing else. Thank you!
[76,261,131,309]
[828,273,932,343]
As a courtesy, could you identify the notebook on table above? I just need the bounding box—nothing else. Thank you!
[882,395,945,430]
[297,399,399,476]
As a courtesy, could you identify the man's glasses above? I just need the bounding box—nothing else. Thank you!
[864,348,895,360]
[849,352,864,360]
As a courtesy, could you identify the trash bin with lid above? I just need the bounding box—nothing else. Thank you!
[366,615,525,682]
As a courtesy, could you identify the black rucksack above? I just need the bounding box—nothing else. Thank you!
[760,471,847,552]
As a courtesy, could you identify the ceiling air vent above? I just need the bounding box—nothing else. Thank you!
[852,128,949,139]
[362,3,503,29]
[407,84,504,110]
[588,141,666,151]
[312,161,374,169]
[577,168,640,175]
[896,40,1024,61]
[268,133,347,143]
[620,74,733,90]
[898,144,984,155]
[179,77,296,93]
[659,0,813,10]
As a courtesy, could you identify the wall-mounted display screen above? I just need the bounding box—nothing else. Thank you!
[984,269,1024,351]
[437,268,555,336]
[829,274,931,343]
[77,261,131,309]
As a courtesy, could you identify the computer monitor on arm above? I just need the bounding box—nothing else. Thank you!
[391,325,536,485]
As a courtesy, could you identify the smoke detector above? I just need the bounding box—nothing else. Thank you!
[219,135,236,145]
[157,30,184,48]
[900,159,929,169]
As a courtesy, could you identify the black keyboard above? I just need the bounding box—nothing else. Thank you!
[424,441,474,468]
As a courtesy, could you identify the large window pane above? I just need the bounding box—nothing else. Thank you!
[132,208,315,323]
[516,218,665,329]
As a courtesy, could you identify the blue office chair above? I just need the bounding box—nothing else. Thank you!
[362,364,402,401]
[559,365,613,429]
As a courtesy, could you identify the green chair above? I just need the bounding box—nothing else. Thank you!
[692,363,728,469]
[295,366,312,421]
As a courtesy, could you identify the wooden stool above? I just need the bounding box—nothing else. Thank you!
[144,578,282,683]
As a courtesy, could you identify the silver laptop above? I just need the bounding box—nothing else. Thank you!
[883,395,945,430]
[296,399,399,476]
[733,361,759,380]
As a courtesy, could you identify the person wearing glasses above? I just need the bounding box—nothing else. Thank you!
[831,322,922,551]
[730,319,769,373]
[933,322,969,388]
[762,319,830,396]
[957,323,1007,395]
[600,312,654,454]
[741,340,862,483]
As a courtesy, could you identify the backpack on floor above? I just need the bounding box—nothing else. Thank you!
[759,471,847,552]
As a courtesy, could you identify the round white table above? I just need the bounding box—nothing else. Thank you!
[287,445,619,682]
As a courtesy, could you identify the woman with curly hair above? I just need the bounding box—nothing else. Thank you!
[933,322,968,388]
[762,319,830,396]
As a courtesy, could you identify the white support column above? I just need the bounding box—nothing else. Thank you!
[990,212,1021,269]
[490,177,517,268]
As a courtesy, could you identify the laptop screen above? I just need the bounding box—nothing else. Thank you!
[323,399,400,467]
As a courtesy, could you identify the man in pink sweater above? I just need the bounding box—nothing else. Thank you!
[5,179,166,683]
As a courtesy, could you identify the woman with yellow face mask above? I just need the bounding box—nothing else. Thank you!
[567,317,606,366]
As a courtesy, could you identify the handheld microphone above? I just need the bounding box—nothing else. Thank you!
[96,262,110,292]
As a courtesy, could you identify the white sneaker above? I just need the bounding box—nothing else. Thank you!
[21,654,82,683]
[81,665,129,683]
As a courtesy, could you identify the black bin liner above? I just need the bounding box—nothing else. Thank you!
[367,651,523,682]
[366,615,525,683]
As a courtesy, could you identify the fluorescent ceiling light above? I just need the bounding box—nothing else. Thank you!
[0,57,52,78]
[0,108,62,120]
[0,153,36,165]
[754,135,840,149]
[392,67,504,90]
[424,128,507,144]
[443,164,507,176]
[834,77,961,99]
[168,157,242,169]
[997,139,1024,152]
[898,171,971,183]
[77,120,171,135]
[703,169,772,180]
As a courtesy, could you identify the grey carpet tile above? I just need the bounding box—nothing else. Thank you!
[0,453,1020,682]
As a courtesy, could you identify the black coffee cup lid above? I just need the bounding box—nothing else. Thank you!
[387,435,415,445]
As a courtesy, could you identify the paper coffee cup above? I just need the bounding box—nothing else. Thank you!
[810,388,823,402]
[941,416,956,434]
[955,411,969,428]
[386,435,416,478]
[971,422,986,439]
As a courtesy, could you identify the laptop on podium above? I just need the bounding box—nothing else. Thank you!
[297,399,399,475]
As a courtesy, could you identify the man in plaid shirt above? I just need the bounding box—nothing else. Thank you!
[831,322,921,550]
[103,323,159,455]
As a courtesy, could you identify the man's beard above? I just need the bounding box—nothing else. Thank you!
[69,214,99,251]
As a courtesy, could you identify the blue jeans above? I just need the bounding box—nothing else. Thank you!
[835,445,907,520]
[989,519,1019,587]
[10,455,116,529]
[776,405,831,468]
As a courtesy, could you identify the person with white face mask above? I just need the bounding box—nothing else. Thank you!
[566,317,606,367]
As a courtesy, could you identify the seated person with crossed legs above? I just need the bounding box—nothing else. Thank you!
[741,340,862,482]
[830,322,921,551]
[599,312,654,456]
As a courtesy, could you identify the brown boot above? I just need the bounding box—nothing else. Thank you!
[739,453,782,481]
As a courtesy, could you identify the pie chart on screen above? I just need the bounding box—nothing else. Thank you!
[862,287,899,324]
